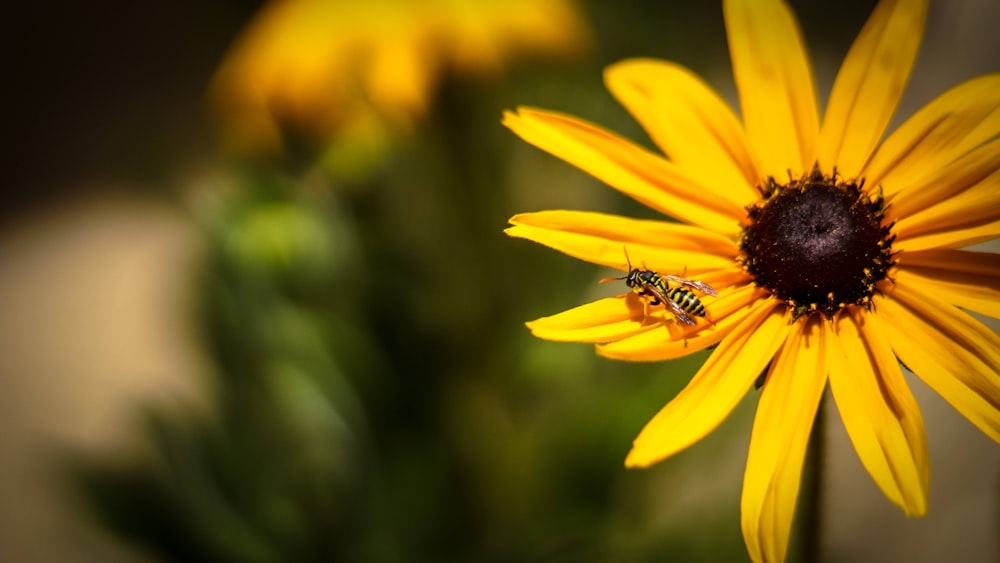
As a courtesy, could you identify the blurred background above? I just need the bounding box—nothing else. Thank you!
[0,1,997,562]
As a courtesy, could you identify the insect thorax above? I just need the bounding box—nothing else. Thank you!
[630,269,659,287]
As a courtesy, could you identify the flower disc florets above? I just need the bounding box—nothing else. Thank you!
[739,166,896,320]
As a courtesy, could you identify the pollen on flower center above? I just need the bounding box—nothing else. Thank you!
[739,166,896,320]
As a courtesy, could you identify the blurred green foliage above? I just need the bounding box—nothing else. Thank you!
[73,2,880,562]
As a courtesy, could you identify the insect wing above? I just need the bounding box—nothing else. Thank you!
[661,274,718,297]
[662,295,697,325]
[643,282,696,326]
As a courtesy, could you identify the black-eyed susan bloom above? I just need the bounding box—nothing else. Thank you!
[210,0,590,164]
[504,0,1000,561]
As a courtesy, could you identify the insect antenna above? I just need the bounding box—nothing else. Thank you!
[598,245,633,284]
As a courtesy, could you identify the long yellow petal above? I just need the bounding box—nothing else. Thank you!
[817,0,927,178]
[861,74,1000,196]
[624,299,788,467]
[894,249,1000,319]
[741,316,828,563]
[526,295,657,342]
[878,286,1000,442]
[598,283,767,361]
[895,221,1000,252]
[886,137,1000,223]
[503,108,744,235]
[893,174,1000,251]
[507,210,739,271]
[829,311,929,516]
[505,225,736,276]
[725,0,819,178]
[604,58,761,205]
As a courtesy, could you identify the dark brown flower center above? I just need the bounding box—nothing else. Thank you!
[738,166,896,320]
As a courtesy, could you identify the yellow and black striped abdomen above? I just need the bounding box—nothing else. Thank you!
[665,286,706,317]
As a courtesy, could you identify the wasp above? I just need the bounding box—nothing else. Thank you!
[600,249,717,326]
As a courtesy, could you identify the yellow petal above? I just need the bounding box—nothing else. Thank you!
[503,108,744,235]
[604,58,761,205]
[862,74,1000,197]
[829,311,929,516]
[526,294,656,342]
[505,224,737,275]
[896,221,1000,252]
[623,298,788,467]
[817,0,927,178]
[886,137,1000,223]
[893,174,1000,251]
[725,0,819,178]
[878,286,1000,442]
[741,316,828,563]
[894,249,1000,319]
[598,283,766,362]
[365,30,437,118]
[506,210,739,273]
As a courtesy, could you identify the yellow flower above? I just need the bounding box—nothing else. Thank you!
[210,0,590,163]
[504,1,1000,561]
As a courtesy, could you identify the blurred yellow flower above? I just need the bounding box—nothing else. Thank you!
[505,0,1000,561]
[210,0,590,172]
